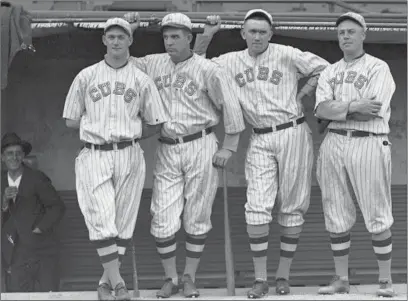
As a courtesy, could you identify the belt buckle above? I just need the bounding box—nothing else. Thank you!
[347,131,352,138]
[272,125,277,132]
[292,120,298,129]
[113,143,118,151]
[177,137,184,144]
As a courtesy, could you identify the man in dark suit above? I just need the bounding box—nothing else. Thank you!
[1,132,66,292]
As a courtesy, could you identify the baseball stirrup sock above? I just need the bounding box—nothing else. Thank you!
[184,234,206,282]
[372,231,392,282]
[156,236,178,285]
[96,239,123,287]
[116,238,131,266]
[248,234,268,281]
[330,233,351,279]
[276,234,300,280]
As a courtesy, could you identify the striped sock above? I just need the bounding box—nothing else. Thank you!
[372,230,392,282]
[276,234,299,280]
[184,234,206,282]
[156,235,178,285]
[95,238,123,288]
[330,233,351,280]
[116,238,131,267]
[248,224,269,281]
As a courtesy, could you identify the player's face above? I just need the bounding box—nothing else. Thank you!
[162,27,193,58]
[103,27,132,58]
[2,145,24,172]
[241,18,273,55]
[337,20,365,54]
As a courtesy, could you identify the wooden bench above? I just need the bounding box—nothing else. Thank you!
[58,186,407,291]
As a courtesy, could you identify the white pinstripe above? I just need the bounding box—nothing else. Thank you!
[150,133,219,238]
[315,54,395,235]
[201,43,327,227]
[316,133,393,234]
[131,53,245,237]
[245,123,313,226]
[64,59,168,241]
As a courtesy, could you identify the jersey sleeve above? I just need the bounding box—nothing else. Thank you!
[293,47,329,79]
[314,66,349,121]
[193,34,227,65]
[205,65,245,134]
[139,76,170,126]
[363,63,396,117]
[62,72,86,120]
[129,55,150,73]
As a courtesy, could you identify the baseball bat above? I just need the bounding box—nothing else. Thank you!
[131,239,140,298]
[222,168,236,296]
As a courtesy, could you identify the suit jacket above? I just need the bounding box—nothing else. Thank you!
[1,164,66,267]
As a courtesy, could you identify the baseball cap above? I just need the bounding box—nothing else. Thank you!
[161,13,192,31]
[104,18,132,36]
[336,12,367,32]
[244,9,273,26]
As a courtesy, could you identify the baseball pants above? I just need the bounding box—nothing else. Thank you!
[75,143,146,241]
[316,132,394,234]
[150,133,219,238]
[245,122,313,227]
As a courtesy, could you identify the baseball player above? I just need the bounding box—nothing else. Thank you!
[123,12,246,298]
[63,18,169,301]
[193,9,329,298]
[315,12,395,297]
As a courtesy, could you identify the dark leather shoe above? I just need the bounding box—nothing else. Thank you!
[181,274,200,298]
[114,282,131,301]
[97,283,115,301]
[156,278,179,298]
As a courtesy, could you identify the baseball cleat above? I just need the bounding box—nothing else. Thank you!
[247,279,269,299]
[97,283,115,300]
[181,274,200,298]
[318,276,350,295]
[376,280,395,297]
[114,282,131,301]
[156,278,179,298]
[275,278,290,295]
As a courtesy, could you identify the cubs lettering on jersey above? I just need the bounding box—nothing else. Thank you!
[63,59,169,241]
[193,37,329,227]
[130,52,245,237]
[315,53,395,234]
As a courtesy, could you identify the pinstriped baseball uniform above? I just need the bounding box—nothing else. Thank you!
[315,53,395,234]
[195,42,329,227]
[63,59,169,241]
[130,53,245,238]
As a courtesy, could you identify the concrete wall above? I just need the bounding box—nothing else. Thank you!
[2,31,406,190]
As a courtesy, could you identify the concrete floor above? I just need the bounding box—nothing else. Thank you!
[1,284,407,300]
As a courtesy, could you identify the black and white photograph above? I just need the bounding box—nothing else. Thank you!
[0,0,407,300]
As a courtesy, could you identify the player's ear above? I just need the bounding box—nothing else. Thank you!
[187,32,193,43]
[361,30,366,41]
[102,35,108,46]
[240,28,246,40]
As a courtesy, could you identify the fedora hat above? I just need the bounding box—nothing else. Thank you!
[1,132,32,155]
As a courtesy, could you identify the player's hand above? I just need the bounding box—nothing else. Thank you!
[32,227,42,234]
[347,112,383,121]
[212,148,232,168]
[4,186,18,201]
[349,97,382,116]
[204,15,221,37]
[123,12,140,33]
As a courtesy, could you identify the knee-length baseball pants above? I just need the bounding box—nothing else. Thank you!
[75,143,146,241]
[150,133,219,238]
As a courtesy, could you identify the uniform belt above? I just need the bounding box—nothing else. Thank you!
[253,117,305,134]
[329,129,383,137]
[84,139,139,151]
[159,128,212,145]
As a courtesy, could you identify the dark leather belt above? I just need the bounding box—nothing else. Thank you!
[84,138,139,151]
[159,128,212,145]
[253,117,305,134]
[329,129,383,137]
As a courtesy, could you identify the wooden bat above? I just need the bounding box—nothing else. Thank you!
[131,239,140,298]
[222,169,236,296]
